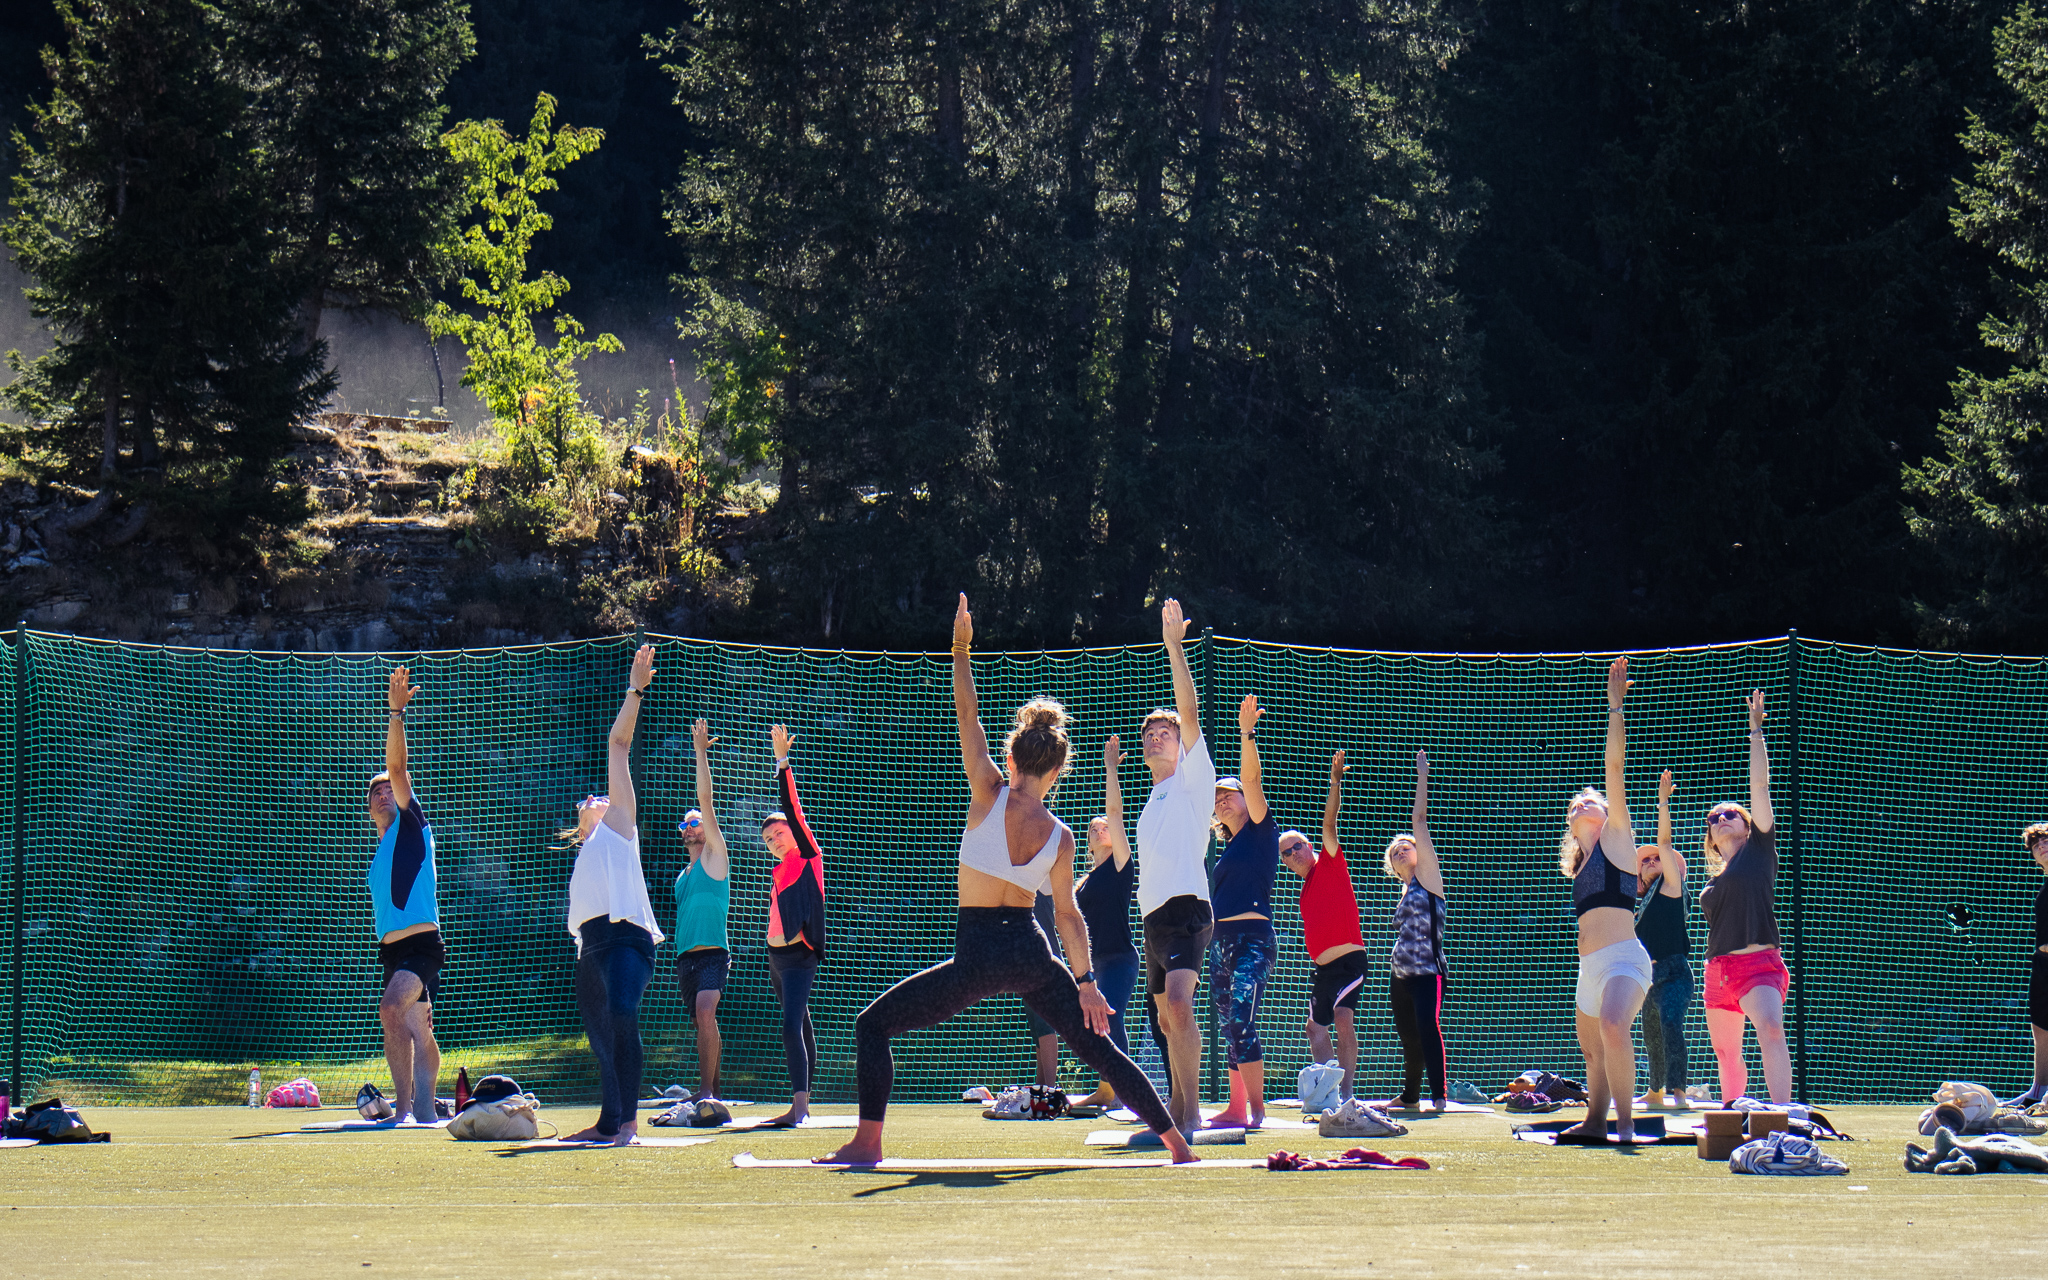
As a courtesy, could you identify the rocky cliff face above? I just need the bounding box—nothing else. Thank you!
[0,414,750,650]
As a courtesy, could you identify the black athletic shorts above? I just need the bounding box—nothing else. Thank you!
[2031,951,2048,1030]
[677,947,730,1004]
[379,928,445,1004]
[1309,949,1373,1026]
[1143,895,1215,995]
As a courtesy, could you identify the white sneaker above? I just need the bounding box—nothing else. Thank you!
[1318,1098,1407,1138]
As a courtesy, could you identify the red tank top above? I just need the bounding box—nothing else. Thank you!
[1300,845,1365,956]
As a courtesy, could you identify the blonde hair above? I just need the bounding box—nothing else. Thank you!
[1140,708,1182,739]
[1383,833,1417,879]
[1559,787,1606,877]
[1005,698,1071,779]
[1702,802,1755,873]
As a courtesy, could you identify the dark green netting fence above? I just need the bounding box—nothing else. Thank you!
[3,628,2044,1107]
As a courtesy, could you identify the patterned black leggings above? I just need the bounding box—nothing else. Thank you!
[855,907,1176,1133]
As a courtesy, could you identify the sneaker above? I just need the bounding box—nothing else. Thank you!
[988,1085,1032,1118]
[1449,1080,1487,1105]
[1318,1098,1408,1139]
[355,1083,396,1122]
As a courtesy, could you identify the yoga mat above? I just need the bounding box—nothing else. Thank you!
[639,1098,761,1109]
[650,1113,858,1132]
[981,1107,1108,1121]
[0,1138,39,1149]
[1366,1101,1495,1115]
[1107,1107,1224,1125]
[1086,1127,1245,1147]
[510,1136,718,1150]
[1511,1116,1697,1146]
[734,1151,1268,1171]
[301,1118,452,1131]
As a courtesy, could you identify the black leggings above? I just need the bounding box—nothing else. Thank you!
[854,907,1176,1133]
[1389,972,1448,1105]
[575,928,655,1136]
[768,942,820,1094]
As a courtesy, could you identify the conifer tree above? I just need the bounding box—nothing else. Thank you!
[1906,4,2048,645]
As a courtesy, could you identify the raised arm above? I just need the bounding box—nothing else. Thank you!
[1322,749,1347,854]
[1746,690,1775,832]
[772,724,824,860]
[1655,768,1684,896]
[1412,748,1445,899]
[693,717,728,877]
[1162,598,1201,748]
[952,594,1003,798]
[1101,735,1133,869]
[601,645,655,835]
[1047,831,1112,1036]
[1600,654,1636,869]
[386,665,417,812]
[1237,693,1268,824]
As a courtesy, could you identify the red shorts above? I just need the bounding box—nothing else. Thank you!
[1704,947,1789,1012]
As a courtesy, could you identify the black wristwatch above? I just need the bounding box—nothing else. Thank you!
[1075,970,1096,987]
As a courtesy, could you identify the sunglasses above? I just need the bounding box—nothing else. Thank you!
[1706,809,1746,826]
[679,817,702,831]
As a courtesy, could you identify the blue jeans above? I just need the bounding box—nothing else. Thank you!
[1641,953,1694,1093]
[1208,921,1276,1066]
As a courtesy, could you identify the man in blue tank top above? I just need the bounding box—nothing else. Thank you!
[366,665,442,1125]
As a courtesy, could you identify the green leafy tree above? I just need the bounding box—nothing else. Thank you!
[226,0,476,352]
[427,92,620,482]
[3,0,330,516]
[1906,4,2048,645]
[663,0,1490,646]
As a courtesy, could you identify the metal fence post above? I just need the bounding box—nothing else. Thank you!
[12,623,26,1102]
[1199,626,1220,1104]
[1785,629,1805,1103]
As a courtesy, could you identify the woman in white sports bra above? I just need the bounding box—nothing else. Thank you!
[817,595,1196,1165]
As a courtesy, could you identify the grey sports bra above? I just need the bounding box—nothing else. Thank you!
[1572,840,1638,916]
[958,788,1061,894]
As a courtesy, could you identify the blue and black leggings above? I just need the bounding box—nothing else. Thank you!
[575,917,657,1137]
[1209,919,1276,1067]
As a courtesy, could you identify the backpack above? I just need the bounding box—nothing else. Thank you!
[1918,1081,1999,1136]
[447,1093,542,1141]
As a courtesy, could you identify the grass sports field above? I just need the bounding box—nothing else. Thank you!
[4,1104,2043,1277]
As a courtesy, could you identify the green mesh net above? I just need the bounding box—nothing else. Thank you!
[4,628,2043,1107]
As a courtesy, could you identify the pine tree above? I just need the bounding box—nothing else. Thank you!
[1905,4,2048,645]
[663,0,1490,645]
[3,0,330,513]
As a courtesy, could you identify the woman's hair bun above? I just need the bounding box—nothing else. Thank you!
[1015,697,1069,732]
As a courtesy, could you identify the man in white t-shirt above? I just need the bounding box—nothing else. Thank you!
[1135,598,1215,1131]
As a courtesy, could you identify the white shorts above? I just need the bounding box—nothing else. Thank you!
[1575,937,1653,1017]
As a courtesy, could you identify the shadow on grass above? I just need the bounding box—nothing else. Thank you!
[847,1170,1082,1194]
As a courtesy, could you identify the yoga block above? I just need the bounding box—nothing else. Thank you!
[1702,1110,1746,1137]
[1745,1112,1788,1139]
[1697,1131,1744,1160]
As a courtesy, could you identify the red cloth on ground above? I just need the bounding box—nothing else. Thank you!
[1300,845,1365,956]
[1266,1147,1429,1171]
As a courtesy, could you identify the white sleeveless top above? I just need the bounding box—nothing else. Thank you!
[566,821,666,955]
[958,788,1062,895]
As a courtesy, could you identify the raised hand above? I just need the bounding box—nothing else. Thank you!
[693,717,715,751]
[1161,598,1190,645]
[1330,748,1349,782]
[1104,734,1125,770]
[1658,768,1675,802]
[388,665,418,712]
[953,593,973,650]
[1416,748,1429,781]
[1747,689,1766,733]
[630,644,656,692]
[1606,654,1632,709]
[1238,692,1263,736]
[770,723,793,760]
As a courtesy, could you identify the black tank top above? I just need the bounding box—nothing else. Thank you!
[1635,881,1689,960]
[2034,881,2047,950]
[1572,842,1637,916]
[1076,855,1137,957]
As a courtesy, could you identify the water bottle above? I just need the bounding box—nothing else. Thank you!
[247,1068,262,1108]
[454,1067,471,1113]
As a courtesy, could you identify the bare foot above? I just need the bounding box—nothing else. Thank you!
[1615,1124,1635,1143]
[611,1121,640,1147]
[1633,1092,1661,1109]
[561,1124,611,1144]
[1161,1129,1200,1164]
[1203,1110,1249,1130]
[1072,1085,1116,1109]
[761,1109,808,1129]
[815,1119,885,1164]
[1557,1121,1605,1139]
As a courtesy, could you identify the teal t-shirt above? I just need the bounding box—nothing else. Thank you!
[674,858,730,951]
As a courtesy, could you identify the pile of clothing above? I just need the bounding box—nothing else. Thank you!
[1493,1070,1588,1113]
[1722,1096,1851,1141]
[1916,1081,2048,1137]
[1729,1131,1848,1175]
[1266,1146,1430,1171]
[1904,1127,2048,1174]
